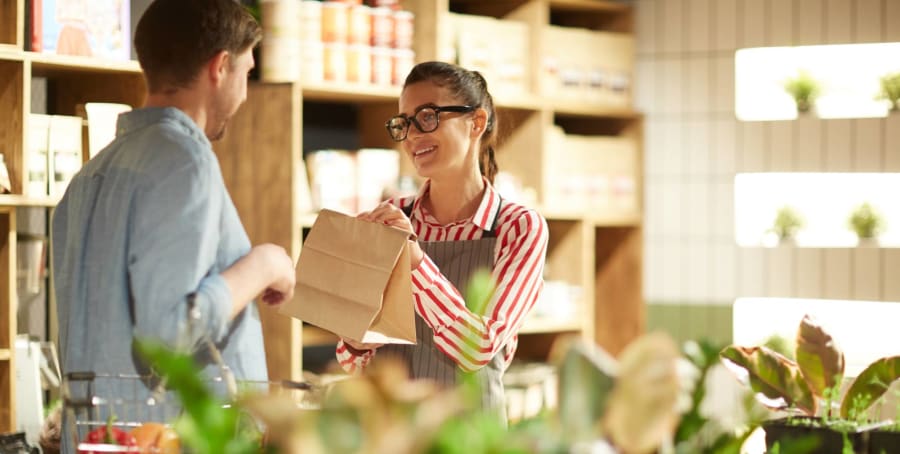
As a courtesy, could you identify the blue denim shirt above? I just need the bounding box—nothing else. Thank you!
[52,107,268,410]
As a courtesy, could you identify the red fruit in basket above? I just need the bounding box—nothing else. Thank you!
[130,422,180,454]
[80,419,137,453]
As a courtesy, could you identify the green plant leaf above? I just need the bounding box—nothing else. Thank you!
[604,332,682,454]
[840,356,900,419]
[674,339,720,443]
[464,268,494,316]
[796,314,845,399]
[720,345,817,415]
[550,337,617,443]
[848,203,885,239]
[133,339,259,454]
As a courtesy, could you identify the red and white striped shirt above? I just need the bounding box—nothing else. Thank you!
[336,180,549,374]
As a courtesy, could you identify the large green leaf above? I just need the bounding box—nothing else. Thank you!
[550,337,618,443]
[133,339,259,454]
[604,332,682,454]
[674,339,721,444]
[720,345,817,415]
[795,314,845,399]
[840,356,900,419]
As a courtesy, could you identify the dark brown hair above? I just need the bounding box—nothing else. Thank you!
[403,61,499,184]
[134,0,262,93]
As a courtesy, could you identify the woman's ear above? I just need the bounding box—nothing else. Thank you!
[470,107,489,137]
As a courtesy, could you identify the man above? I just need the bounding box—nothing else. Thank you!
[52,0,295,436]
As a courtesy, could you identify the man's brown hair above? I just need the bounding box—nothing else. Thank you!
[134,0,262,93]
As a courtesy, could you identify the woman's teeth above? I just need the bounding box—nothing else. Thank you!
[414,146,436,156]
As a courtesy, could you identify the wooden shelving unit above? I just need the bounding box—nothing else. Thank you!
[217,0,643,377]
[0,0,643,430]
[0,207,16,432]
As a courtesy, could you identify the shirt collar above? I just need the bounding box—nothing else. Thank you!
[116,106,211,149]
[413,177,501,231]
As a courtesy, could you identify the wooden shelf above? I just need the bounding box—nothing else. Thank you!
[550,101,639,119]
[548,0,631,13]
[0,349,9,361]
[25,52,141,75]
[0,194,60,208]
[0,49,24,62]
[519,317,582,334]
[538,207,641,226]
[301,82,401,103]
[494,93,544,111]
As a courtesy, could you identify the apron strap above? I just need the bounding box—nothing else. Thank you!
[401,197,504,237]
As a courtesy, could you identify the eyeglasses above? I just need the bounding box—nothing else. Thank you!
[385,104,476,142]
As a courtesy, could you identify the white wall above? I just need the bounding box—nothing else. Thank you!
[636,0,900,305]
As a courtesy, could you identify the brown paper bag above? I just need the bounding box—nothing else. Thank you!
[279,209,416,344]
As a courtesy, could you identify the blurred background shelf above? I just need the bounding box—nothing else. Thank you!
[26,52,142,75]
[519,318,582,334]
[0,195,60,208]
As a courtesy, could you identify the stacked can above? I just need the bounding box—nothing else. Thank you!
[297,0,414,87]
[259,0,302,82]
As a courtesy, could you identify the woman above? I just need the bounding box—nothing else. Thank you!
[335,61,548,421]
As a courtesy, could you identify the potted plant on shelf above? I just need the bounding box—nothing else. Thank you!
[784,71,822,115]
[848,202,885,246]
[770,205,805,246]
[720,315,900,454]
[876,72,900,113]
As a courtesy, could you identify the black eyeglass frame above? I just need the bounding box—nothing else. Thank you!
[385,104,476,142]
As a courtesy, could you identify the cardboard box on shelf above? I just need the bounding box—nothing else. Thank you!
[543,126,637,214]
[453,13,530,99]
[281,209,416,344]
[541,26,634,107]
[25,114,51,197]
[47,115,83,198]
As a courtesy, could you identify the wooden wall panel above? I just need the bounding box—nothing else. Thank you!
[768,0,794,46]
[795,249,824,298]
[854,0,884,42]
[854,119,883,171]
[741,0,767,47]
[686,0,711,52]
[824,119,852,171]
[712,0,739,52]
[823,249,852,300]
[852,248,881,301]
[825,0,853,43]
[768,121,794,171]
[214,82,302,381]
[594,226,644,356]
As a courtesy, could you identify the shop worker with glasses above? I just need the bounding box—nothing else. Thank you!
[336,61,549,424]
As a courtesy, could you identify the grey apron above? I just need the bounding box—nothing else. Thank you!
[378,201,507,424]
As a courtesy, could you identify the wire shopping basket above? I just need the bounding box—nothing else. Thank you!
[62,371,318,453]
[62,293,321,452]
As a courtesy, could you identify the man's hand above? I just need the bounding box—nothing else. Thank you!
[256,243,295,306]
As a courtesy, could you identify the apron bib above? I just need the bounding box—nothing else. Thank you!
[378,200,507,424]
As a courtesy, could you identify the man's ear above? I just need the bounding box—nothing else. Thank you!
[207,50,230,87]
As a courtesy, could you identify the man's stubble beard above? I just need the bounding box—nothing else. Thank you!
[208,120,228,141]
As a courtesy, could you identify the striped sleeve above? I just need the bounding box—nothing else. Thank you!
[335,339,374,375]
[410,205,549,372]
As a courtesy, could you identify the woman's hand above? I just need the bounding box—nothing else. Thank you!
[358,202,425,270]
